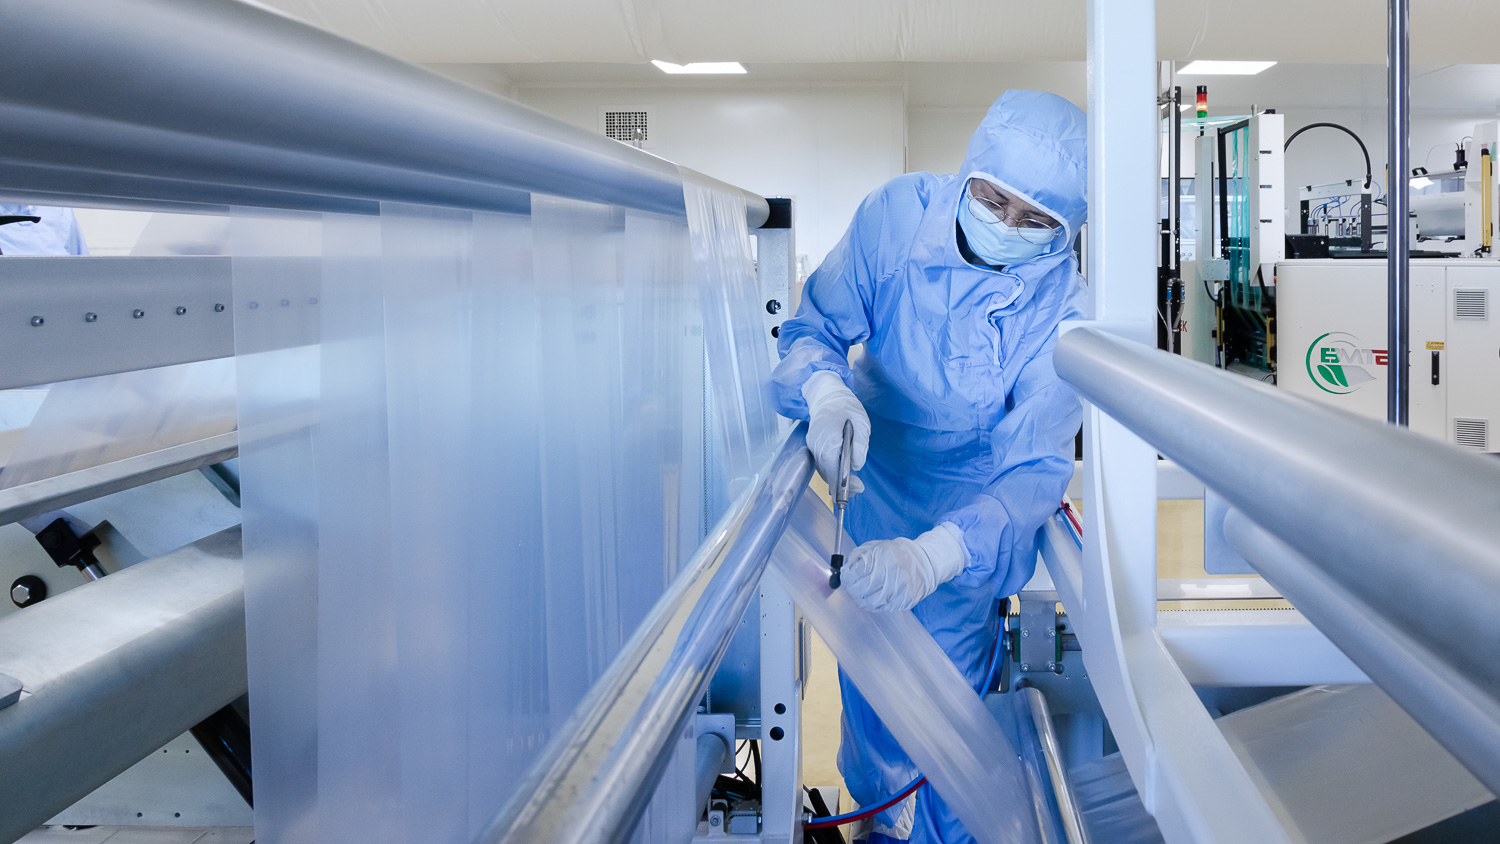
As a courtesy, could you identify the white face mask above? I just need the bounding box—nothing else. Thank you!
[958,194,1054,267]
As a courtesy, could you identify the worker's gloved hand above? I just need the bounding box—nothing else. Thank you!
[842,523,967,613]
[802,370,871,496]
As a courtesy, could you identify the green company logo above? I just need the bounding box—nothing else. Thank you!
[1305,332,1388,394]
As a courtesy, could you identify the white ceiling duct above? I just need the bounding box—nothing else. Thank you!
[259,0,1500,66]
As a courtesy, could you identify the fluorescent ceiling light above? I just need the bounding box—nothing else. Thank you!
[1179,60,1277,76]
[651,60,746,75]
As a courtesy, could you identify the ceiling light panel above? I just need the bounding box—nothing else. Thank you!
[1179,60,1277,75]
[651,60,747,75]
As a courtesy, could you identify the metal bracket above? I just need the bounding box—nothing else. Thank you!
[695,712,736,775]
[1201,258,1231,282]
[1009,593,1096,716]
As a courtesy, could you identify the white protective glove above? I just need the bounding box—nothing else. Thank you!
[842,523,968,613]
[802,370,871,496]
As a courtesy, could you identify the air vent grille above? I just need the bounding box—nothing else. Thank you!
[1454,417,1489,450]
[1454,288,1488,320]
[603,110,649,144]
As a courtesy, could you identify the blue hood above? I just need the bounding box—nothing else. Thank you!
[959,90,1088,253]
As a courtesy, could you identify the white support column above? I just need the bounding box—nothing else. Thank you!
[754,208,802,844]
[1069,1,1293,842]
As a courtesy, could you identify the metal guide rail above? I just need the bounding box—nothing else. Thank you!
[1054,326,1500,797]
[0,0,769,223]
[481,427,814,844]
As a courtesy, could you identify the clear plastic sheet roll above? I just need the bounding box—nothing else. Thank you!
[235,178,772,842]
[770,493,1048,844]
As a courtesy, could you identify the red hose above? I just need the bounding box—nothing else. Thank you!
[803,775,927,829]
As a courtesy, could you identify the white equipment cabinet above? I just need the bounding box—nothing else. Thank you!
[1277,259,1500,452]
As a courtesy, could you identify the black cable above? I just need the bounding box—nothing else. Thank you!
[1285,122,1373,190]
[750,739,761,790]
[1202,274,1221,308]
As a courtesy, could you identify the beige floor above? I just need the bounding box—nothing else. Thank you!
[798,498,1286,812]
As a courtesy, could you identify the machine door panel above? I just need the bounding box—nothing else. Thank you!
[1445,265,1500,452]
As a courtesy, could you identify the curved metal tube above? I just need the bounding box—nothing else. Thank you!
[0,0,769,226]
[480,426,814,844]
[1054,326,1500,794]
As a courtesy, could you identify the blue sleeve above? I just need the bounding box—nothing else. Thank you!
[771,176,925,420]
[65,210,89,256]
[941,322,1081,596]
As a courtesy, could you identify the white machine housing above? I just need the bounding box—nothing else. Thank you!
[1277,258,1500,452]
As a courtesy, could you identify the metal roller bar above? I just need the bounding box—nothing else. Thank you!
[1224,512,1500,795]
[1018,687,1089,844]
[1053,327,1500,789]
[481,427,815,844]
[0,0,770,227]
[0,432,238,527]
[0,527,246,844]
[693,732,731,822]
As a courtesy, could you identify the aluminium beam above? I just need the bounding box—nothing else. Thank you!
[0,527,245,843]
[0,256,233,390]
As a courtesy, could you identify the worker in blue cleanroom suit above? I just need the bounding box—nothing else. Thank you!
[0,205,89,256]
[772,90,1087,843]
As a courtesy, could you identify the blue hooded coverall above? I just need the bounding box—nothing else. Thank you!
[771,90,1087,843]
[0,205,89,256]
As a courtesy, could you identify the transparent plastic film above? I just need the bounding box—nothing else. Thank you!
[770,493,1048,844]
[680,170,778,496]
[233,188,761,841]
[310,210,403,843]
[231,207,326,844]
[0,358,235,490]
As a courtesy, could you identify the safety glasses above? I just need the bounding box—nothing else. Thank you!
[966,179,1061,245]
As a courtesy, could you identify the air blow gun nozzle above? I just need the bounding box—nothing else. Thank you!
[828,420,854,590]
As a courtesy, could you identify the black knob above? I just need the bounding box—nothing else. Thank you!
[766,299,782,314]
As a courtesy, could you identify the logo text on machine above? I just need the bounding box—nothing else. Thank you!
[1305,332,1388,394]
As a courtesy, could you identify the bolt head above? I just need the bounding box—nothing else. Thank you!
[1020,662,1030,671]
[133,309,145,319]
[11,583,31,604]
[30,316,44,327]
[175,306,187,315]
[1047,628,1056,637]
[85,312,98,322]
[1047,662,1057,671]
[1021,628,1029,637]
[214,303,226,313]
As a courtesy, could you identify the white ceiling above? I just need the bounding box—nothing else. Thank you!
[425,61,1500,116]
[263,0,1500,65]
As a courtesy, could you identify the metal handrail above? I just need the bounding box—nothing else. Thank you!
[1054,326,1500,795]
[480,426,815,844]
[0,0,770,227]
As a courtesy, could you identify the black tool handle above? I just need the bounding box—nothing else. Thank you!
[828,553,844,589]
